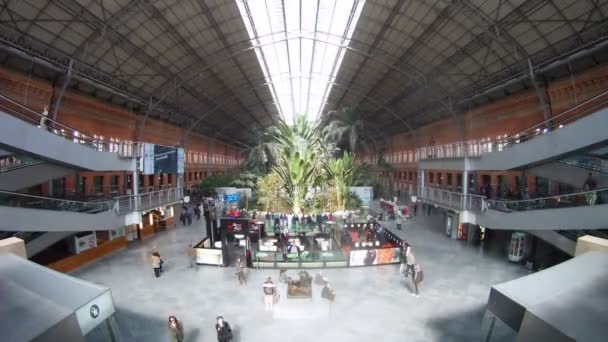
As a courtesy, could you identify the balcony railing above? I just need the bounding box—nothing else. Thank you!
[486,187,607,212]
[115,187,184,215]
[0,190,115,213]
[0,93,141,158]
[416,88,608,161]
[0,154,42,173]
[417,186,486,212]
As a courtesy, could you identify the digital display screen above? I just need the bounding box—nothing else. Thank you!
[349,247,401,266]
[225,194,240,202]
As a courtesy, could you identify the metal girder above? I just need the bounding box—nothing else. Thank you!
[241,0,285,117]
[280,0,297,117]
[148,29,428,107]
[314,0,361,119]
[304,0,321,117]
[49,58,73,122]
[528,59,552,122]
[182,71,414,135]
[195,0,274,126]
[360,0,547,126]
[334,0,405,107]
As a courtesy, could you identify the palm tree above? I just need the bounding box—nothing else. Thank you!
[267,114,323,214]
[324,151,360,211]
[321,106,374,154]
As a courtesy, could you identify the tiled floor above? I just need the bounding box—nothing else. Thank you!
[77,208,528,342]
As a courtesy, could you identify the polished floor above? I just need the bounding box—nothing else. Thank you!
[77,207,528,342]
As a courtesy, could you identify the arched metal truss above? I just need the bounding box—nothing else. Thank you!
[0,0,607,144]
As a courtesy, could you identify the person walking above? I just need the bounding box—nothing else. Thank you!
[152,251,162,278]
[263,277,277,312]
[405,245,416,276]
[215,316,233,342]
[168,316,184,342]
[411,264,424,297]
[186,244,197,270]
[235,257,247,286]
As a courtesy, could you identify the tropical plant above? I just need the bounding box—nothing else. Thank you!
[256,172,289,212]
[267,114,325,214]
[324,151,361,211]
[231,171,257,189]
[345,191,363,210]
[321,106,375,154]
[197,174,235,197]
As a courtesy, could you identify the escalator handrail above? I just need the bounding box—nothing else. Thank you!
[486,186,607,206]
[0,189,115,206]
[416,88,608,159]
[0,93,141,157]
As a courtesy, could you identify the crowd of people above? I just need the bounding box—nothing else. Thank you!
[179,203,201,226]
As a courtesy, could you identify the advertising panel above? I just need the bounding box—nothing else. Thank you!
[177,147,185,174]
[142,143,155,175]
[154,145,178,174]
[348,186,373,206]
[349,247,401,266]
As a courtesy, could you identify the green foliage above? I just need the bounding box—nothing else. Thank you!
[321,106,375,154]
[256,172,289,212]
[345,191,363,210]
[231,171,258,189]
[197,174,235,197]
[324,151,361,211]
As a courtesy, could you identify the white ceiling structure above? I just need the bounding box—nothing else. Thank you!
[1,0,608,144]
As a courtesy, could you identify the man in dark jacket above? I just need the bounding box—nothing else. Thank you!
[215,316,233,342]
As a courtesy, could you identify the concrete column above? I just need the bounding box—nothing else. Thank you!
[132,170,139,212]
[118,173,125,195]
[64,175,76,193]
[143,174,150,190]
[102,174,111,195]
[153,174,160,190]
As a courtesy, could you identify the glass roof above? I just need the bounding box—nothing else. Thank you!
[236,0,365,124]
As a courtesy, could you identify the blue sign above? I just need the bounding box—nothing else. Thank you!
[225,194,240,202]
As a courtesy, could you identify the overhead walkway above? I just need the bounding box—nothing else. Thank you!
[0,94,137,171]
[0,188,183,232]
[417,90,608,171]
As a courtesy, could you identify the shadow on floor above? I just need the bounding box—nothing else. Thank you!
[426,304,487,342]
[86,307,201,342]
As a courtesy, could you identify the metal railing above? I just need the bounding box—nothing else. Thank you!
[115,187,184,215]
[417,89,608,160]
[0,93,141,158]
[0,190,115,213]
[417,186,486,212]
[0,154,42,173]
[486,187,607,212]
[558,158,608,175]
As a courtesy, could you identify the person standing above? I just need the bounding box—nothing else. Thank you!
[405,245,416,276]
[168,316,184,342]
[411,264,424,297]
[263,277,277,312]
[152,251,162,278]
[186,244,197,270]
[215,316,233,342]
[235,257,246,286]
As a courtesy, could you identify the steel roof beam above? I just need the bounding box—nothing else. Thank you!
[333,0,406,107]
[195,0,274,126]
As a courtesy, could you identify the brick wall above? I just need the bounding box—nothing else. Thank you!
[0,66,242,194]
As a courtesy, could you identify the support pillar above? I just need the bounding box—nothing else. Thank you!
[153,174,160,190]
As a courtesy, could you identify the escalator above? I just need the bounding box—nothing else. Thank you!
[0,95,137,172]
[0,153,75,191]
[0,190,125,232]
[527,152,608,189]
